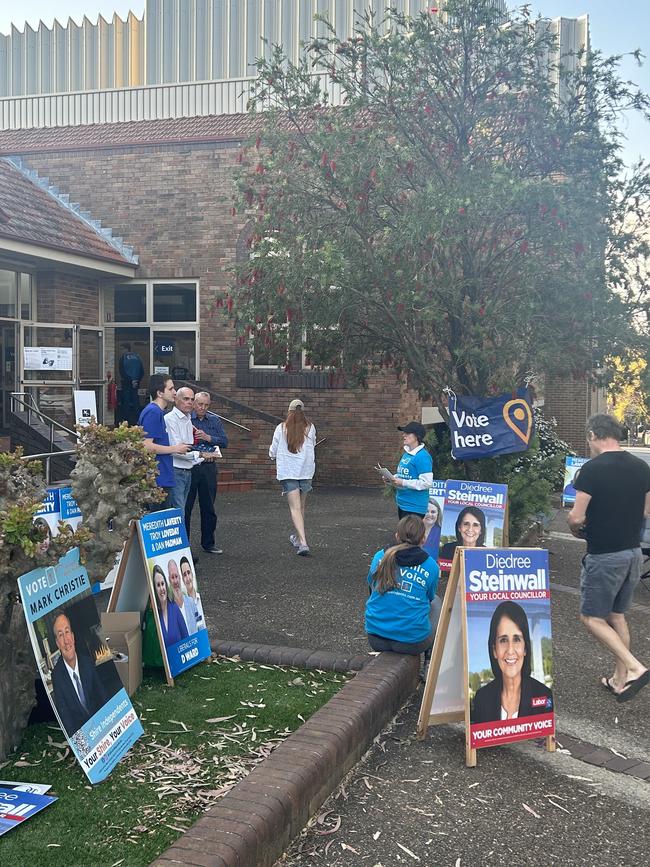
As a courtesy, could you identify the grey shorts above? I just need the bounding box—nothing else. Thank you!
[280,479,313,494]
[580,548,642,618]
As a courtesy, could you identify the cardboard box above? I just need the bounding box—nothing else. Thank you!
[101,612,142,696]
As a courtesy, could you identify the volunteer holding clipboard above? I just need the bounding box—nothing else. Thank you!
[376,421,433,519]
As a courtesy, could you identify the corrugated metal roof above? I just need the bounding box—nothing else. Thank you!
[0,156,138,266]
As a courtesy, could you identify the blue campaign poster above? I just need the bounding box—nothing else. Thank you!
[562,456,588,507]
[422,480,445,559]
[463,548,555,750]
[59,487,83,530]
[0,788,57,836]
[33,488,61,537]
[438,480,508,571]
[18,549,144,784]
[138,509,210,679]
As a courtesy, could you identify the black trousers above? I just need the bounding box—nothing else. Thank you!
[185,462,218,549]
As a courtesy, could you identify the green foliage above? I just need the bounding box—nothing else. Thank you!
[541,635,554,680]
[229,0,649,410]
[72,422,165,583]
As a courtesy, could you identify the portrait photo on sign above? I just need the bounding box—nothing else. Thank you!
[438,480,508,571]
[149,554,207,647]
[422,481,445,559]
[463,548,555,750]
[27,595,123,739]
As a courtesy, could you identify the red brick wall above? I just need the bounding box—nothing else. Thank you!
[544,374,591,456]
[23,142,424,487]
[37,271,101,325]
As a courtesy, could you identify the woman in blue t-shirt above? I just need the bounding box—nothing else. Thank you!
[365,515,441,656]
[383,422,433,518]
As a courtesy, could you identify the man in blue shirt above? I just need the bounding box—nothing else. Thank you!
[185,391,229,554]
[138,374,190,508]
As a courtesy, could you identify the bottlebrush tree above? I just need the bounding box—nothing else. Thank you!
[229,0,649,412]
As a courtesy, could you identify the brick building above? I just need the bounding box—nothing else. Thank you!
[0,2,597,480]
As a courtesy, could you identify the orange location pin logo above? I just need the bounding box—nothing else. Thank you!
[502,399,533,445]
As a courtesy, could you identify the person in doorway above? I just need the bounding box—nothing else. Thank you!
[438,505,487,564]
[382,422,433,518]
[269,398,316,556]
[139,375,190,508]
[471,601,553,724]
[364,515,441,679]
[50,611,107,736]
[568,413,650,702]
[185,391,229,554]
[164,387,206,513]
[118,342,144,425]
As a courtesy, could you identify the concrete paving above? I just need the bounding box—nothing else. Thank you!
[189,484,650,864]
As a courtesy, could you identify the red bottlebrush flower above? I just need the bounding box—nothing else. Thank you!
[539,204,548,216]
[396,302,405,314]
[237,335,246,346]
[236,151,243,164]
[230,207,237,217]
[424,104,433,116]
[370,168,377,182]
[479,306,486,317]
[519,240,529,254]
[574,242,585,255]
[284,362,292,372]
[286,308,294,321]
[550,207,558,217]
[255,162,265,175]
[255,136,261,150]
[458,207,465,215]
[244,190,254,206]
[330,160,337,173]
[276,283,286,296]
[321,150,329,167]
[216,297,223,308]
[226,296,234,312]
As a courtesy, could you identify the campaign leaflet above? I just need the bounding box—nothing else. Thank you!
[562,456,588,507]
[18,548,143,784]
[437,480,508,572]
[464,548,555,750]
[422,480,445,559]
[0,787,57,836]
[138,509,210,678]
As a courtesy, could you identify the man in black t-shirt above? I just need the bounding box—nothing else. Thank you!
[568,414,650,703]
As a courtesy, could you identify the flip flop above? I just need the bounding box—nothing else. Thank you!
[601,676,618,695]
[616,670,650,703]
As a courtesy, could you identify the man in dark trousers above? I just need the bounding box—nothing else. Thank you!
[568,413,650,702]
[50,611,107,736]
[185,391,229,554]
[118,342,144,425]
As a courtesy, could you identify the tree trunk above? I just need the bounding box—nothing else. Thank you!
[0,578,37,760]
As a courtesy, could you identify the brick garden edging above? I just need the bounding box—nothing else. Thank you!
[151,649,419,867]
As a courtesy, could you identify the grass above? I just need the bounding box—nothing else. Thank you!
[0,657,347,866]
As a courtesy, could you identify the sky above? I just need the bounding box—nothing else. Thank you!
[0,2,648,165]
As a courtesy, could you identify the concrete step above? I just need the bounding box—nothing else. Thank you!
[218,469,235,482]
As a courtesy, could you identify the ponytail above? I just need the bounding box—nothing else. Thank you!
[373,515,425,594]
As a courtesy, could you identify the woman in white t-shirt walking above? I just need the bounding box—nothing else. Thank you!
[269,398,316,556]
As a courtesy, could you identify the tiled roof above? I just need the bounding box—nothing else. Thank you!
[0,157,138,266]
[0,113,264,155]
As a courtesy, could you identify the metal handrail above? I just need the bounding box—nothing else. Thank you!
[12,391,78,485]
[11,392,78,439]
[205,409,251,432]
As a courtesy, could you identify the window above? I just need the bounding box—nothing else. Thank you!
[153,283,196,322]
[0,270,16,318]
[302,325,341,370]
[249,322,291,369]
[113,284,146,322]
[20,273,34,319]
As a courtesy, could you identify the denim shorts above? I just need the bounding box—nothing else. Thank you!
[580,548,642,617]
[281,479,313,494]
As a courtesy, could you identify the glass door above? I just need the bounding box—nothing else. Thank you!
[76,325,106,425]
[152,330,197,383]
[0,322,17,428]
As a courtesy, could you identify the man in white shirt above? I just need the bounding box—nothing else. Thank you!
[164,387,205,513]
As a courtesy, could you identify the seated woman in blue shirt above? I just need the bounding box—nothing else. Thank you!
[365,515,441,656]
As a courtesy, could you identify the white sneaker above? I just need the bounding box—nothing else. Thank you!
[289,534,299,548]
[296,544,310,556]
